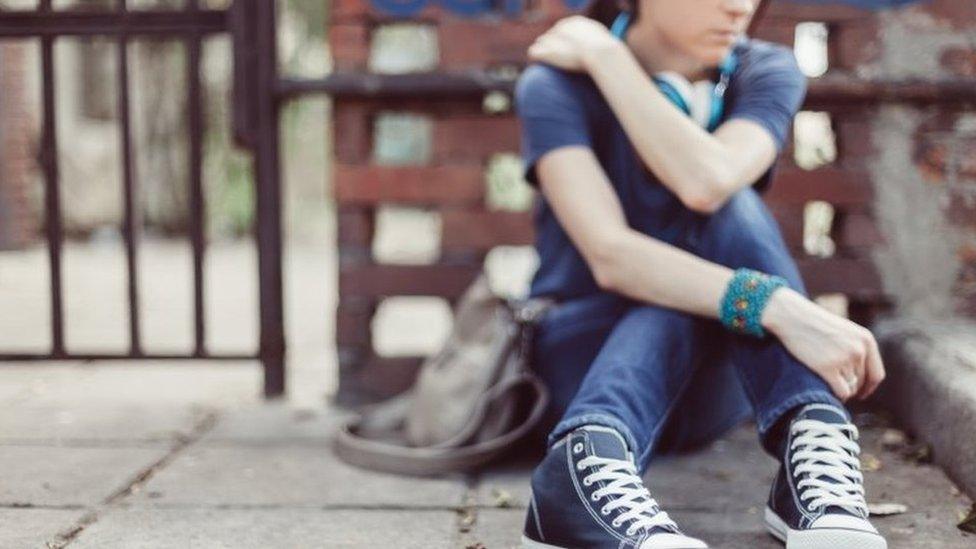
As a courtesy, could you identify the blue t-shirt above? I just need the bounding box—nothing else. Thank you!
[514,37,807,300]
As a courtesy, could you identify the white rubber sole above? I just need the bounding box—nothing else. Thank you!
[764,506,887,549]
[521,535,563,548]
[521,533,709,549]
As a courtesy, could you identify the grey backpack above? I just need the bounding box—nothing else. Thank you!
[333,273,554,476]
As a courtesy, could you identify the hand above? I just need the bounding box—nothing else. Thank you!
[527,15,620,73]
[761,288,886,402]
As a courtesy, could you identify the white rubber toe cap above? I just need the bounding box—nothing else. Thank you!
[809,513,879,534]
[639,532,709,549]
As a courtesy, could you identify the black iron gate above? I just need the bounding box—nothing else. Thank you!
[0,0,284,397]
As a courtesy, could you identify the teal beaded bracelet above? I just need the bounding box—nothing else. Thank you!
[719,268,787,338]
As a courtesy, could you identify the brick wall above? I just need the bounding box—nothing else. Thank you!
[327,1,976,404]
[0,42,37,250]
[861,0,976,320]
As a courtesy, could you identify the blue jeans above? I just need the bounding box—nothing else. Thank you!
[530,187,843,473]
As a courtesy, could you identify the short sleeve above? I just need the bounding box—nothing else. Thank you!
[724,44,808,193]
[514,64,594,188]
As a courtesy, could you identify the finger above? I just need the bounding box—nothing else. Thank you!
[828,373,852,402]
[527,39,555,61]
[554,15,577,29]
[529,35,558,53]
[848,339,868,397]
[858,334,886,400]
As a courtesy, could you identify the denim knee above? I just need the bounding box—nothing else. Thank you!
[692,188,808,296]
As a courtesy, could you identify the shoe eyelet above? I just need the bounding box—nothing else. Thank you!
[591,493,600,502]
[573,442,584,454]
[625,528,636,536]
[601,506,610,516]
[577,463,586,471]
[611,519,622,528]
[583,478,592,486]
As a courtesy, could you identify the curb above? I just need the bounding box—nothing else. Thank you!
[874,318,976,499]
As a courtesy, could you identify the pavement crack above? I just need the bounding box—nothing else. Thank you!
[45,410,221,549]
[455,474,480,541]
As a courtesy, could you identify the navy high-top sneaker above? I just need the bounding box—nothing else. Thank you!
[765,403,887,548]
[522,424,708,549]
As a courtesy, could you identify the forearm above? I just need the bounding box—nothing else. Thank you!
[597,228,802,331]
[581,43,734,207]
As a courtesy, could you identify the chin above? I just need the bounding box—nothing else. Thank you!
[695,45,734,66]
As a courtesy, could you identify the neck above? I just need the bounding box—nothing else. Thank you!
[624,22,710,81]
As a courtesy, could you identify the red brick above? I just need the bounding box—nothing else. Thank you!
[838,211,885,249]
[764,167,874,207]
[336,299,375,347]
[763,2,866,23]
[432,116,520,162]
[329,23,370,71]
[437,20,553,69]
[0,42,37,249]
[918,0,976,32]
[914,138,950,183]
[958,139,976,180]
[339,264,480,299]
[833,113,876,164]
[440,209,533,251]
[797,257,883,300]
[336,207,375,247]
[543,0,579,16]
[829,19,881,71]
[750,21,795,47]
[954,241,976,320]
[941,47,976,78]
[334,164,485,205]
[333,102,373,164]
[944,187,976,229]
[331,0,371,21]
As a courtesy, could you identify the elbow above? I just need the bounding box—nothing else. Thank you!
[588,232,628,292]
[680,192,721,215]
[679,188,725,215]
[592,261,617,291]
[677,172,732,215]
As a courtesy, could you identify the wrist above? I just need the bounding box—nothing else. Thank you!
[582,37,627,74]
[718,268,788,338]
[760,287,801,335]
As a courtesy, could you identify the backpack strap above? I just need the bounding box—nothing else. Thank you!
[333,372,549,476]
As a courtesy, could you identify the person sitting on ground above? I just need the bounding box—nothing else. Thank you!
[514,0,887,547]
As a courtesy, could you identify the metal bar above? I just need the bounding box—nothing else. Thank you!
[118,0,142,356]
[276,72,517,101]
[277,72,976,104]
[186,0,207,358]
[252,0,286,397]
[39,0,65,358]
[0,10,228,38]
[229,0,257,149]
[0,353,257,362]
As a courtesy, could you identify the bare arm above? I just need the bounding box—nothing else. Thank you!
[537,145,763,319]
[536,145,885,401]
[581,41,777,213]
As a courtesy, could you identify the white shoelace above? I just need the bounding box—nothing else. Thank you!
[576,455,678,536]
[789,419,868,517]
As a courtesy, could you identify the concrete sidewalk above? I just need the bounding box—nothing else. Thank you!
[1,361,973,548]
[1,240,973,547]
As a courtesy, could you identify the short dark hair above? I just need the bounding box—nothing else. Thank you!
[583,0,769,35]
[583,0,636,28]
